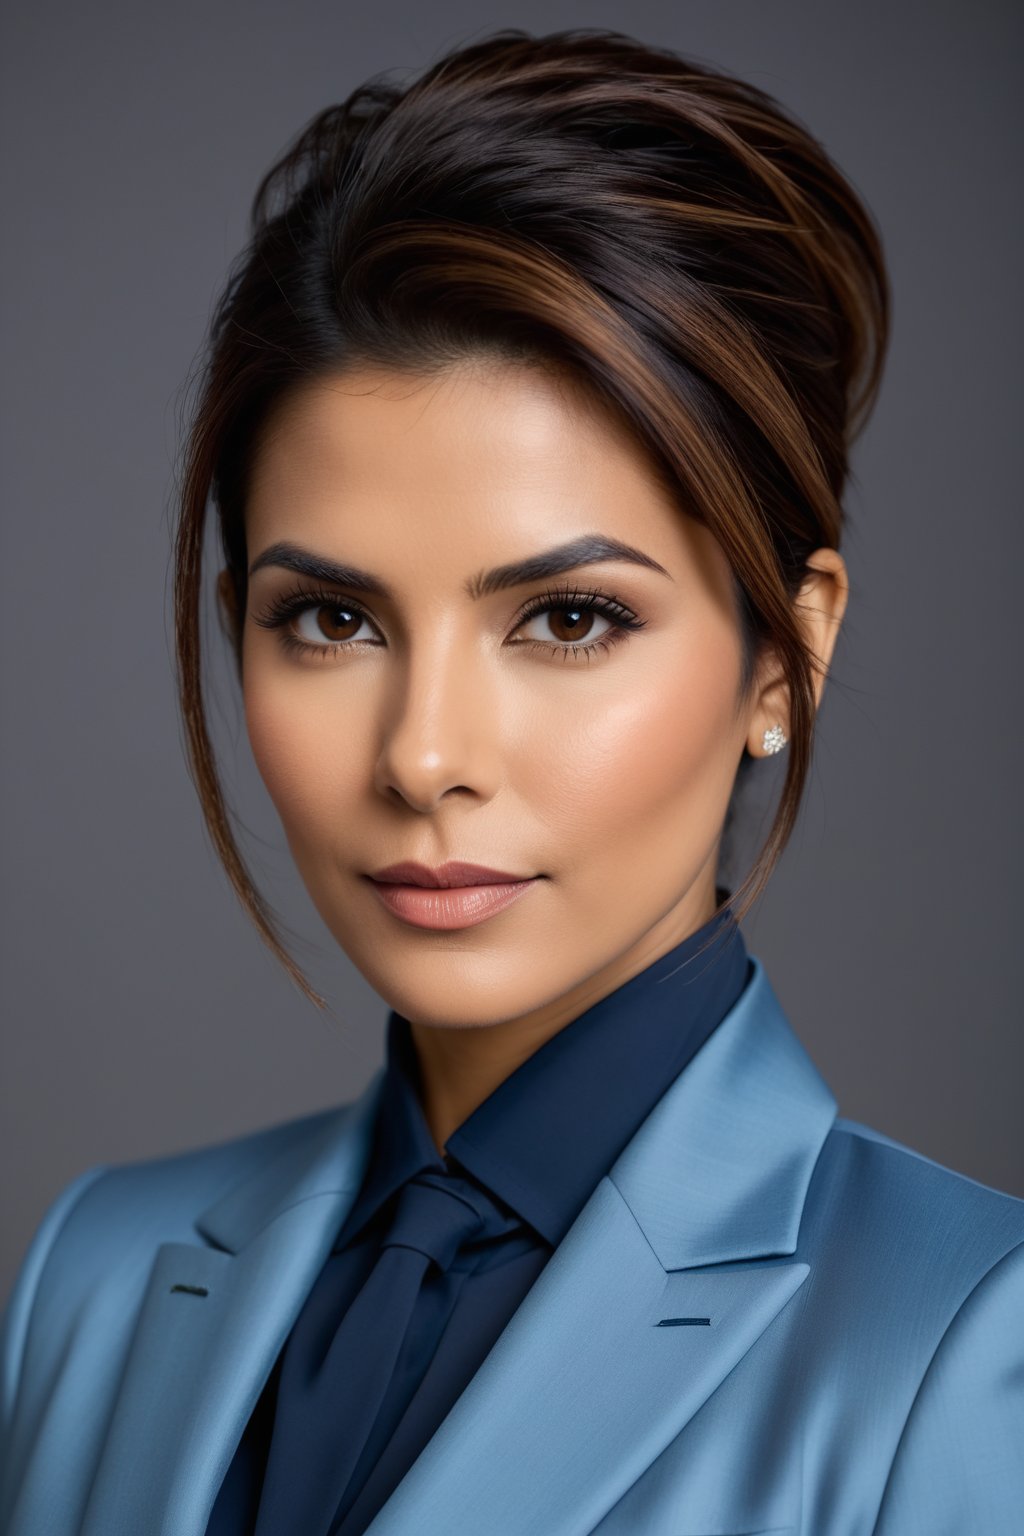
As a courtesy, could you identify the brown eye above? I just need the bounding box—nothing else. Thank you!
[546,607,598,643]
[297,603,372,646]
[517,605,613,647]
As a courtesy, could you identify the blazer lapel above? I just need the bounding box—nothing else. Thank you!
[364,957,837,1536]
[80,1069,387,1536]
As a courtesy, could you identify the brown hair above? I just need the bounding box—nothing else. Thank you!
[174,27,889,1009]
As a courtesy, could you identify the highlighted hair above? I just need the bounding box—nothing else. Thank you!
[174,28,889,1007]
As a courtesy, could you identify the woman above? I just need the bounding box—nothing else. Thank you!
[1,27,1021,1536]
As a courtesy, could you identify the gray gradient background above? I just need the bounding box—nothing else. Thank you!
[2,0,1022,1306]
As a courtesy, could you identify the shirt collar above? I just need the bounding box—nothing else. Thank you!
[334,898,749,1252]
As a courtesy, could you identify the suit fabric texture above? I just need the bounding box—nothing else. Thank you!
[1,955,1023,1535]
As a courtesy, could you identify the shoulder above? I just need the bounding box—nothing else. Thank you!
[0,1100,359,1431]
[85,1099,353,1218]
[823,1112,1024,1250]
[8,1096,359,1266]
[801,1111,1024,1336]
[805,1111,1024,1302]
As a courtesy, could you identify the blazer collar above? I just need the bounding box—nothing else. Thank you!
[611,953,837,1268]
[193,1066,386,1255]
[194,955,836,1270]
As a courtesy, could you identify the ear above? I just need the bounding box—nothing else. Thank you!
[745,547,849,757]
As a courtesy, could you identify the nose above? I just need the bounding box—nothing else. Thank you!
[373,628,501,813]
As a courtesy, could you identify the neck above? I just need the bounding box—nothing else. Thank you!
[408,877,721,1155]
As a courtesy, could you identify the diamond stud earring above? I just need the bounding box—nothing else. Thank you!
[762,724,787,755]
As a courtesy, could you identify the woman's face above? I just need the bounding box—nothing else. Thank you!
[235,361,762,1036]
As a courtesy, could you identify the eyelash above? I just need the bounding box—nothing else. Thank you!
[250,582,648,664]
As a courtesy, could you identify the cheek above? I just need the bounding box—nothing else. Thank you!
[523,640,744,851]
[242,668,358,837]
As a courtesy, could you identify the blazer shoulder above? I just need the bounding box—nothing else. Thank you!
[831,1113,1024,1214]
[808,1112,1024,1307]
[45,1094,369,1247]
[2,1097,368,1368]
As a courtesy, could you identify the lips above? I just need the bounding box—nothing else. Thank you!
[367,859,530,888]
[366,874,539,931]
[364,859,541,931]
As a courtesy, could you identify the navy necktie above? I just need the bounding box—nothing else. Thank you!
[252,1161,522,1536]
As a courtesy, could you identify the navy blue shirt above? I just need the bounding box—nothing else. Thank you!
[207,899,750,1534]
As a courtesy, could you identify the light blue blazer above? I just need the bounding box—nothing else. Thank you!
[2,957,1023,1535]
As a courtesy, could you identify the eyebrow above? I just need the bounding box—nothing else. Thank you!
[247,533,672,600]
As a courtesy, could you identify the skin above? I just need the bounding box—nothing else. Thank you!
[221,360,848,1156]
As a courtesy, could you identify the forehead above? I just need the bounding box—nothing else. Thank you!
[243,360,717,589]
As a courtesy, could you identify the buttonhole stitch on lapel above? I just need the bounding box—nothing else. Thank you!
[169,1283,209,1297]
[655,1316,711,1326]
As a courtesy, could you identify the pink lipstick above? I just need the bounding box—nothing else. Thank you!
[364,859,541,931]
